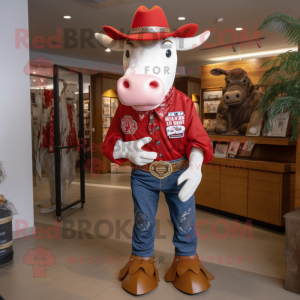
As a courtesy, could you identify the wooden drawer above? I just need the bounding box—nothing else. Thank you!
[195,165,220,209]
[248,170,281,225]
[220,168,248,216]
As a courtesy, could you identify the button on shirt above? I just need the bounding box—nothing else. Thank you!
[102,88,213,164]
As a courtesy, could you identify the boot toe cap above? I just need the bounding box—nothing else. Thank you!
[122,269,158,295]
[173,270,211,294]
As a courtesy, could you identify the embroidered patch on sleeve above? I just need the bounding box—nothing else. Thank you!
[121,115,138,135]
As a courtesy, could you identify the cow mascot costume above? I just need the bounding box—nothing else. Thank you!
[96,6,214,295]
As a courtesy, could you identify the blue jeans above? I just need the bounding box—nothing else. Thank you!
[131,157,197,257]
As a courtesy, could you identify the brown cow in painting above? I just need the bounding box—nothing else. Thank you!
[207,68,263,135]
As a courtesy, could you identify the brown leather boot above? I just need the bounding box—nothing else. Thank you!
[118,254,160,295]
[165,254,214,294]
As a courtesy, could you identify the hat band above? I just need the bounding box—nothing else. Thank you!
[130,26,171,35]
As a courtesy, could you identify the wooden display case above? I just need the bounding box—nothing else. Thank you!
[195,57,299,230]
[174,77,201,118]
[201,88,223,130]
[102,89,119,143]
[90,73,122,174]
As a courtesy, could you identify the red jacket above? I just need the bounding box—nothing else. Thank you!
[102,88,213,165]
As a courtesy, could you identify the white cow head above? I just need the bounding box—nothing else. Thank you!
[95,31,210,111]
[61,83,78,105]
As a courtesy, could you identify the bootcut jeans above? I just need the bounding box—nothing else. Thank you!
[131,157,197,257]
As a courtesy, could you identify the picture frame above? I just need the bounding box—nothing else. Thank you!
[214,143,228,158]
[103,107,110,117]
[111,98,119,108]
[203,101,220,113]
[263,112,290,137]
[103,127,108,139]
[246,109,263,137]
[103,117,111,128]
[103,97,110,107]
[111,107,117,118]
[203,90,223,100]
[227,141,241,156]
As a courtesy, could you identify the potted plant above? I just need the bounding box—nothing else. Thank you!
[258,12,300,141]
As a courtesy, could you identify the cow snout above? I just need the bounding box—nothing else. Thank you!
[223,91,243,105]
[117,75,165,111]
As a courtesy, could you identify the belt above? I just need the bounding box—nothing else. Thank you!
[132,158,188,179]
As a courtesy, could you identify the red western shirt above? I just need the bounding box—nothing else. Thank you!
[102,88,213,165]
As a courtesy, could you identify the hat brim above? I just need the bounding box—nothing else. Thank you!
[103,23,198,41]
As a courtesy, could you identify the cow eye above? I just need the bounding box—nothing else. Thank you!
[166,49,172,58]
[126,50,130,58]
[242,79,247,83]
[226,80,230,84]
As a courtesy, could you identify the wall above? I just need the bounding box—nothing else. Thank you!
[201,56,277,89]
[30,51,123,75]
[0,0,35,236]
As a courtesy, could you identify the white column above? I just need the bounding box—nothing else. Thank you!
[0,0,35,237]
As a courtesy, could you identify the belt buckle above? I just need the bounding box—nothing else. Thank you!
[149,161,173,179]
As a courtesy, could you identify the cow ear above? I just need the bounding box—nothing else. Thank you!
[210,68,230,76]
[94,33,124,51]
[175,30,210,51]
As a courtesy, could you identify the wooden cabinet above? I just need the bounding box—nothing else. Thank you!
[195,166,220,209]
[247,170,295,226]
[90,73,121,174]
[220,168,248,217]
[196,57,299,229]
[196,164,295,227]
[248,171,281,225]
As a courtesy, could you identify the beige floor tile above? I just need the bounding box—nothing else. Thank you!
[1,171,291,300]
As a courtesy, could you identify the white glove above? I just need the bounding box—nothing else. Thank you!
[178,147,204,202]
[113,137,157,166]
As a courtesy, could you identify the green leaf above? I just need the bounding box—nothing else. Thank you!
[258,12,300,45]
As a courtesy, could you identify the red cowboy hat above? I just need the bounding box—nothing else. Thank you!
[103,6,198,41]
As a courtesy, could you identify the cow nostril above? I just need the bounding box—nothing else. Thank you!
[236,94,240,98]
[149,81,159,88]
[123,80,130,89]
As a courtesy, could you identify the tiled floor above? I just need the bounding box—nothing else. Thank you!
[0,171,295,300]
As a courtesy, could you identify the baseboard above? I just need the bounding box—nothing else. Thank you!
[13,226,36,239]
[196,205,285,233]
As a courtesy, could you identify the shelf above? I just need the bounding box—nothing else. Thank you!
[203,98,222,101]
[208,134,296,146]
[209,157,295,173]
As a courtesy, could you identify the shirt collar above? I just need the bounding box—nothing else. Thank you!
[136,85,175,121]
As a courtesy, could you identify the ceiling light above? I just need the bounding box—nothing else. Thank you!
[63,16,71,19]
[75,92,79,94]
[236,28,243,31]
[256,40,262,48]
[217,18,224,23]
[209,47,297,61]
[105,48,111,52]
[232,45,237,52]
[178,17,185,20]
